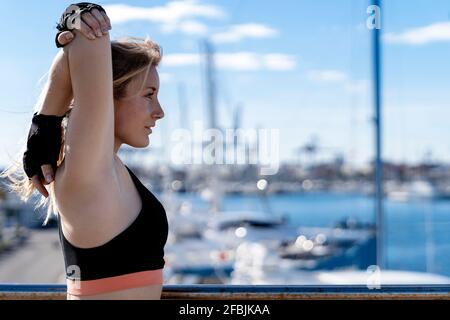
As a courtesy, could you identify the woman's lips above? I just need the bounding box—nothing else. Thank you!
[145,126,152,134]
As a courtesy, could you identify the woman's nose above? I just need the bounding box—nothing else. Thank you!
[153,101,164,119]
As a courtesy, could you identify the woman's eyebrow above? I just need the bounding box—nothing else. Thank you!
[146,86,157,91]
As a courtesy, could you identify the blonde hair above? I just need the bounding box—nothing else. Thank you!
[0,36,162,226]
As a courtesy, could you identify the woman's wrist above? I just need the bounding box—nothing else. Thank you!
[38,87,73,116]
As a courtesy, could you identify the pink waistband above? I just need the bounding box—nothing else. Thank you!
[66,269,163,296]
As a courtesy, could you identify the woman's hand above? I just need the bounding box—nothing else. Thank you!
[57,6,111,46]
[23,112,66,198]
[31,164,55,198]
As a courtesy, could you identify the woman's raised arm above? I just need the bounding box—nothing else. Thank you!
[38,50,73,116]
[61,29,114,187]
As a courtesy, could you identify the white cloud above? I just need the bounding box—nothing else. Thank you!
[161,52,297,71]
[162,54,201,67]
[263,54,297,71]
[159,72,174,83]
[384,21,450,45]
[215,52,262,70]
[308,70,368,94]
[160,20,209,35]
[344,79,369,95]
[104,0,225,35]
[179,20,209,35]
[211,23,278,44]
[308,70,348,83]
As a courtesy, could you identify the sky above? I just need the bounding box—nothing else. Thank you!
[0,0,449,169]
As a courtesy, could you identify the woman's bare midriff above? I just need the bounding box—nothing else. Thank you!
[55,156,162,300]
[66,284,163,300]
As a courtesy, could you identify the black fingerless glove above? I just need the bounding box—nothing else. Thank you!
[23,112,65,180]
[55,2,107,48]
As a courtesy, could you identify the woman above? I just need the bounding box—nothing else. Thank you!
[1,4,168,300]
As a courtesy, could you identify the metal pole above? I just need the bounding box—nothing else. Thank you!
[371,0,384,268]
[203,39,217,130]
[202,39,221,213]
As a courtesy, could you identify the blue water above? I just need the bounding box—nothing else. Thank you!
[172,192,450,277]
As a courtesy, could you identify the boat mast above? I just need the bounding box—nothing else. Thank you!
[371,0,384,268]
[202,38,221,213]
[203,39,217,131]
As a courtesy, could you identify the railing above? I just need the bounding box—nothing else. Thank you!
[0,284,449,300]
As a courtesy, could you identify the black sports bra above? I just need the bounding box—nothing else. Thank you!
[57,164,169,282]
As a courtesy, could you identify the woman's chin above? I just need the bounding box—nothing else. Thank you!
[143,136,151,147]
[145,135,151,146]
[140,139,150,148]
[128,137,150,148]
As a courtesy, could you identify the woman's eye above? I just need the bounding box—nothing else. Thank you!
[146,92,154,99]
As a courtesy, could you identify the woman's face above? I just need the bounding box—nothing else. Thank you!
[114,65,164,150]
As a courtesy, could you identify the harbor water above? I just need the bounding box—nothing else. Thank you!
[171,192,450,277]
